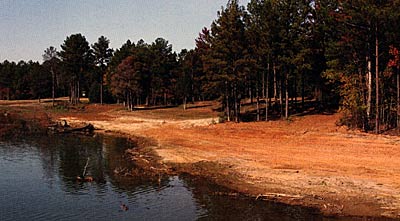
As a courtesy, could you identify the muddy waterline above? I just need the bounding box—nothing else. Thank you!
[0,134,388,221]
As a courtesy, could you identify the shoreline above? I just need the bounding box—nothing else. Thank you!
[1,100,400,219]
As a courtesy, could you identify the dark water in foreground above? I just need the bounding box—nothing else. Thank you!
[0,135,390,221]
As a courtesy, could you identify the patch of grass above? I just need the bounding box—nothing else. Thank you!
[46,104,69,113]
[286,116,294,123]
[218,114,227,123]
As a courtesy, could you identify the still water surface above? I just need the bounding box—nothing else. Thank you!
[0,134,388,221]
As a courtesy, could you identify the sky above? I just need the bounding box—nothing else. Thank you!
[0,0,250,62]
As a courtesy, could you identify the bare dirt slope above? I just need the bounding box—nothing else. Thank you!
[1,99,400,218]
[143,115,400,218]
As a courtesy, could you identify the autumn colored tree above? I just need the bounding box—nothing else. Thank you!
[110,56,142,110]
[107,38,178,108]
[3,0,400,133]
[387,46,400,126]
[322,0,400,132]
[106,40,135,103]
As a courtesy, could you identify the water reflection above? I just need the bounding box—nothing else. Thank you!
[0,135,393,221]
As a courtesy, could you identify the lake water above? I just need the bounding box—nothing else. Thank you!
[0,134,389,221]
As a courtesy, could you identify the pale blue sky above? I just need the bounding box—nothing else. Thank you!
[0,0,250,62]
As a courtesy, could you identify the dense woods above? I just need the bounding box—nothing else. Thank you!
[1,0,400,133]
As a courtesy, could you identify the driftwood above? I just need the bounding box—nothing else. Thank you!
[76,157,94,182]
[82,157,90,177]
[255,193,304,200]
[64,124,95,133]
[49,121,95,134]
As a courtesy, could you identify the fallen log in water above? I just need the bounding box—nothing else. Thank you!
[64,124,95,133]
[48,121,95,135]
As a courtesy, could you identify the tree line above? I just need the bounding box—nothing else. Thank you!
[0,0,399,133]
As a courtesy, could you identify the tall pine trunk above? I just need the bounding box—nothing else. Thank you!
[70,79,79,105]
[285,72,289,119]
[367,58,372,120]
[294,74,297,112]
[256,82,260,121]
[266,69,270,122]
[164,91,167,106]
[100,74,103,105]
[234,83,239,123]
[69,82,73,104]
[397,66,400,127]
[183,96,187,110]
[51,67,55,107]
[225,81,230,122]
[301,72,305,110]
[273,63,278,108]
[249,82,253,104]
[279,79,283,118]
[77,80,80,104]
[262,68,265,98]
[375,25,380,134]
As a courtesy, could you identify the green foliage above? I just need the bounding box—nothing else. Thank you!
[322,0,400,130]
[0,60,51,100]
[93,36,113,68]
[92,36,113,104]
[107,38,178,109]
[88,82,100,103]
[59,33,94,104]
[2,0,400,131]
[200,0,250,121]
[175,49,197,105]
[59,34,93,76]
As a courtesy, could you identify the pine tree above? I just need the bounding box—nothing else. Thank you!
[204,0,249,122]
[59,34,93,105]
[149,38,177,106]
[92,36,113,104]
[43,46,60,106]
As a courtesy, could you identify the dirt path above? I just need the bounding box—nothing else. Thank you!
[1,99,400,218]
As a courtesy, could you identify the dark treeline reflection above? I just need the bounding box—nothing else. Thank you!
[32,134,157,194]
[0,135,394,220]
